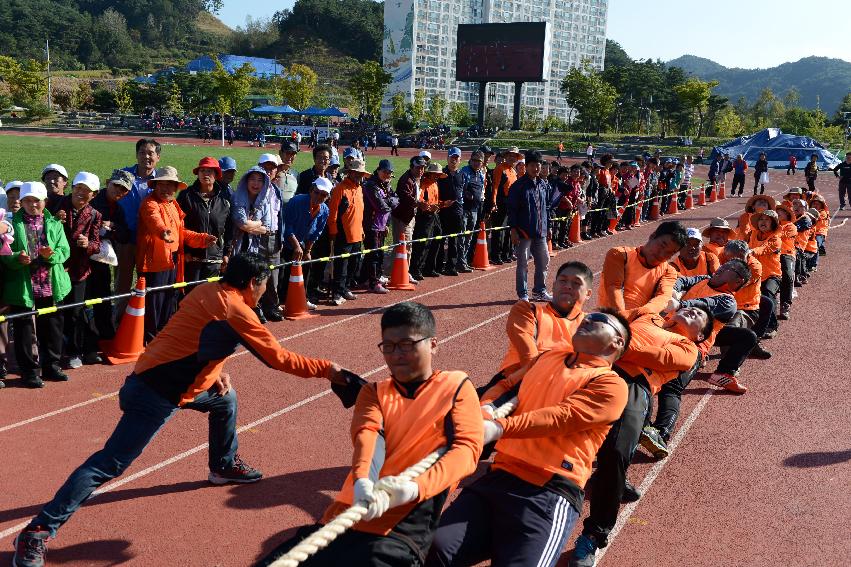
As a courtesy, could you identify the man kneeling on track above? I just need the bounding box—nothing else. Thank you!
[426,309,631,567]
[477,260,594,400]
[259,302,483,567]
[569,304,711,567]
[13,253,355,567]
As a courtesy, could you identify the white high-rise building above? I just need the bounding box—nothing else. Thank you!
[382,0,609,122]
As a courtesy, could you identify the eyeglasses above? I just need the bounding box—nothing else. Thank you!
[583,312,626,339]
[377,336,432,354]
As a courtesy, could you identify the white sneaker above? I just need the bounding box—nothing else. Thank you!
[378,275,389,284]
[791,289,798,299]
[66,356,83,369]
[306,301,317,310]
[332,295,346,306]
[408,273,419,284]
[530,290,553,302]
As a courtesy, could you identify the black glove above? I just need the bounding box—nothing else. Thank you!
[330,369,367,408]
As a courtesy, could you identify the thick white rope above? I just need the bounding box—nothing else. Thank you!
[270,397,519,567]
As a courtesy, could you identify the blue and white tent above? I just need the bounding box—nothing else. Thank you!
[711,128,841,169]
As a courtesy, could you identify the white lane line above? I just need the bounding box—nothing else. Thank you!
[597,389,715,565]
[0,393,120,434]
[0,311,511,541]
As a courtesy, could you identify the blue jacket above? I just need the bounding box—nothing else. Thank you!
[460,165,485,209]
[507,175,549,240]
[119,164,155,243]
[283,194,329,248]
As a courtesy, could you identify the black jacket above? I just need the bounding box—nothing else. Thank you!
[90,189,131,245]
[177,181,233,261]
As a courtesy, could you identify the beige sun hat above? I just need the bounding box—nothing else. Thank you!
[149,166,187,190]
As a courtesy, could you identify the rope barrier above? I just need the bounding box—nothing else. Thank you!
[0,181,712,323]
[269,397,519,567]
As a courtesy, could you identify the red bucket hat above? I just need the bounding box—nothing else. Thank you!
[193,156,222,180]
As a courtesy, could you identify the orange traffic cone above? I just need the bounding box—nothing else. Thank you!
[569,214,581,244]
[708,183,717,203]
[547,238,555,257]
[698,185,707,206]
[649,199,660,220]
[631,204,640,227]
[102,276,147,365]
[684,190,694,210]
[388,235,417,290]
[471,222,495,271]
[718,181,726,199]
[283,262,317,320]
[667,195,678,215]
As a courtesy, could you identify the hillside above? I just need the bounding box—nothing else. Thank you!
[668,55,851,114]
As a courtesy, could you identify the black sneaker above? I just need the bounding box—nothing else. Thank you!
[21,373,44,389]
[208,455,263,485]
[82,353,103,365]
[457,265,473,273]
[639,426,670,459]
[749,343,772,359]
[441,269,459,276]
[263,307,284,322]
[13,527,50,567]
[43,366,69,382]
[622,480,642,503]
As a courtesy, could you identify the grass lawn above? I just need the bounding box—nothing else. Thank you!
[0,133,416,185]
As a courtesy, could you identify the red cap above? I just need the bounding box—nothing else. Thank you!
[193,156,222,180]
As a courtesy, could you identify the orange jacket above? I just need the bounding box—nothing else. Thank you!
[136,194,209,279]
[492,349,627,492]
[814,210,829,236]
[736,212,751,240]
[733,254,763,312]
[805,229,818,253]
[328,177,365,243]
[597,168,611,189]
[492,163,517,205]
[748,229,782,280]
[322,371,483,535]
[134,282,333,406]
[421,178,440,207]
[671,250,720,277]
[598,246,678,320]
[794,217,810,250]
[482,301,584,405]
[778,220,797,256]
[703,241,723,258]
[616,313,699,395]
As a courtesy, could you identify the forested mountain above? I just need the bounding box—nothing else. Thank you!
[668,54,851,115]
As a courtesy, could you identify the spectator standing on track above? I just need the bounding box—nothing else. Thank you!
[804,154,819,192]
[391,156,427,277]
[429,309,631,567]
[409,163,445,280]
[731,154,748,196]
[89,170,132,340]
[753,152,769,195]
[12,253,353,567]
[260,301,482,567]
[2,182,71,387]
[178,157,232,282]
[360,159,398,294]
[557,140,565,162]
[707,153,722,197]
[459,151,486,266]
[436,147,466,275]
[833,151,851,210]
[586,142,594,160]
[231,166,284,323]
[57,172,103,369]
[488,146,522,265]
[276,141,300,206]
[41,164,68,218]
[507,150,551,302]
[281,177,332,309]
[0,182,21,386]
[136,167,216,343]
[118,139,161,308]
[787,153,797,175]
[328,159,368,306]
[390,134,399,156]
[298,145,333,196]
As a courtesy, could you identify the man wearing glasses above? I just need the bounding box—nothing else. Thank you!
[428,308,632,567]
[459,151,486,268]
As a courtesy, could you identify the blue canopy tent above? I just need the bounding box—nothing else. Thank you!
[249,105,301,115]
[711,128,841,169]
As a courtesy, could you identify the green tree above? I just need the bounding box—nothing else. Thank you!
[520,106,541,131]
[408,88,426,125]
[165,81,183,115]
[542,114,567,131]
[447,101,473,127]
[714,105,745,138]
[390,91,407,122]
[560,62,618,135]
[114,81,135,114]
[72,81,94,110]
[210,56,255,115]
[348,60,391,120]
[427,92,447,126]
[673,77,719,138]
[0,56,48,107]
[750,87,785,129]
[275,63,317,110]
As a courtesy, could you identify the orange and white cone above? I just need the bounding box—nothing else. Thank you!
[698,184,707,206]
[667,195,678,215]
[649,198,660,220]
[284,262,317,320]
[102,276,147,365]
[569,214,581,244]
[471,222,495,271]
[708,183,718,203]
[718,181,726,199]
[684,189,694,210]
[388,235,417,290]
[547,238,555,257]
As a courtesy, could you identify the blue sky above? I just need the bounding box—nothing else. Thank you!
[216,0,851,69]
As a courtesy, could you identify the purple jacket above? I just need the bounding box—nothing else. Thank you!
[362,176,396,231]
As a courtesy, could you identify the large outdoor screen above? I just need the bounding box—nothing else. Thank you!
[455,22,550,82]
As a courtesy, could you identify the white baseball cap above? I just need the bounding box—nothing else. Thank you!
[313,177,333,194]
[258,153,281,166]
[3,180,23,191]
[686,227,703,241]
[419,150,432,160]
[41,163,68,180]
[72,171,101,192]
[20,181,48,201]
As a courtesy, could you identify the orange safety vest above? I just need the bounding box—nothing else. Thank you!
[671,250,718,277]
[322,371,472,535]
[732,254,763,312]
[493,350,625,491]
[599,247,669,311]
[814,211,829,236]
[499,302,583,373]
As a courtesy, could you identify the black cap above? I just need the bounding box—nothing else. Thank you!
[378,159,394,172]
[478,145,494,155]
[410,156,427,167]
[280,141,299,153]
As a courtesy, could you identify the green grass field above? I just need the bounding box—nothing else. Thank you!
[0,134,416,185]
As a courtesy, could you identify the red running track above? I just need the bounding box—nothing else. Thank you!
[1,171,849,566]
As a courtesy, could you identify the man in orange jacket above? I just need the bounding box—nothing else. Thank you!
[328,159,368,305]
[570,304,710,567]
[477,260,593,402]
[671,227,720,276]
[14,253,354,567]
[427,309,631,567]
[261,302,483,566]
[598,220,688,320]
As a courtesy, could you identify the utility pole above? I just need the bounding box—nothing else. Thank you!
[46,38,52,109]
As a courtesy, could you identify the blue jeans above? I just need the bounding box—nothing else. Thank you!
[31,375,239,536]
[515,237,549,298]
